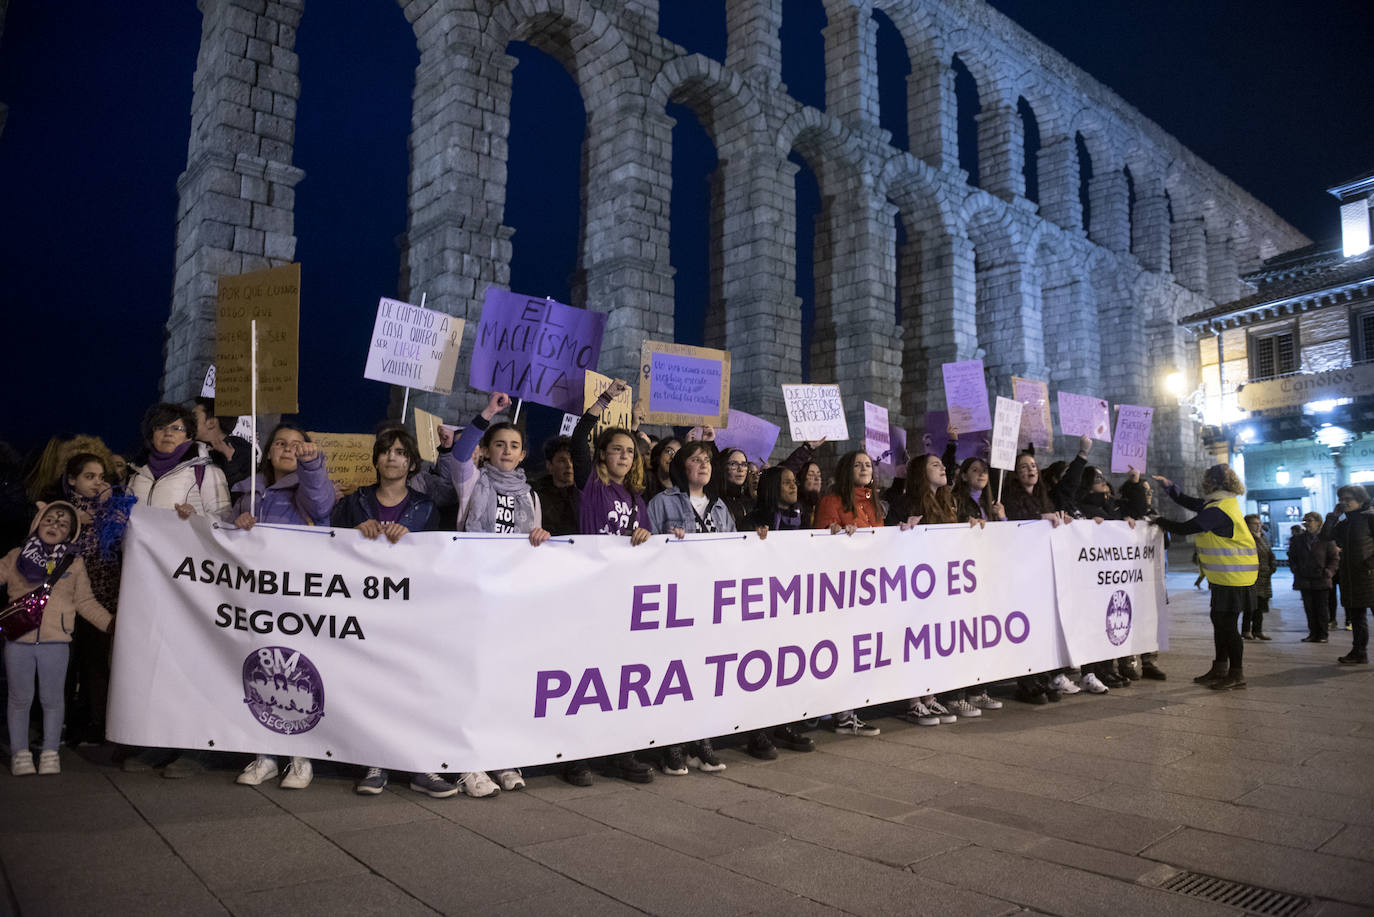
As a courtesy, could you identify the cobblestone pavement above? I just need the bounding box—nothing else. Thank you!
[1,568,1370,916]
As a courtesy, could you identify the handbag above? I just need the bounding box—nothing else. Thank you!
[0,554,76,642]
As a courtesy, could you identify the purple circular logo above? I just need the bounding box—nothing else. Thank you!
[242,646,325,735]
[1105,589,1133,646]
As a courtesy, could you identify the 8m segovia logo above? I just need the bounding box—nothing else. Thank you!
[1105,590,1133,646]
[242,646,325,735]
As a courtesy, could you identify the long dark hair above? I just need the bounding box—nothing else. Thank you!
[831,450,875,515]
[906,453,957,524]
[951,456,995,521]
[1003,451,1054,520]
[754,466,796,517]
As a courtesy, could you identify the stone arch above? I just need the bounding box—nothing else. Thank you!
[648,53,766,160]
[1031,227,1097,393]
[964,200,1040,386]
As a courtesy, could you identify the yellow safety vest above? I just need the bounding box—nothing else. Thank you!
[1195,496,1258,587]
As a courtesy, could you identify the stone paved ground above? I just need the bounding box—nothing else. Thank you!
[1,566,1372,916]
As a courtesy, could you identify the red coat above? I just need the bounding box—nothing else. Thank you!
[814,487,885,530]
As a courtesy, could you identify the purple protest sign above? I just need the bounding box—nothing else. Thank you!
[941,360,992,432]
[468,288,606,412]
[1012,377,1052,450]
[1111,405,1154,474]
[714,409,781,465]
[923,411,989,463]
[886,425,909,471]
[1058,391,1112,441]
[864,402,892,464]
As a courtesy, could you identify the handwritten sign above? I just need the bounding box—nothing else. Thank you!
[990,397,1025,471]
[636,340,730,426]
[559,413,579,437]
[305,433,376,495]
[941,360,992,432]
[1011,377,1052,450]
[201,365,217,398]
[781,385,849,442]
[1111,405,1154,474]
[864,402,891,464]
[469,288,606,413]
[924,411,987,463]
[363,297,465,395]
[585,370,633,441]
[885,425,909,472]
[1058,391,1112,441]
[215,263,300,415]
[413,406,442,464]
[714,409,781,465]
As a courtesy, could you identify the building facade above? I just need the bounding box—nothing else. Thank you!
[159,0,1307,486]
[1182,172,1374,550]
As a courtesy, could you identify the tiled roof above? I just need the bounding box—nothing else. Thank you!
[1180,244,1374,327]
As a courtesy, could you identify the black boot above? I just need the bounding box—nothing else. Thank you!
[1193,660,1227,684]
[1209,668,1246,690]
[1140,660,1167,680]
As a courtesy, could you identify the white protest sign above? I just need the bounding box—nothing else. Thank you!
[109,506,1158,772]
[363,297,465,395]
[941,360,992,432]
[1050,520,1168,658]
[989,397,1024,471]
[201,365,217,398]
[781,384,849,442]
[864,402,891,464]
[559,413,580,437]
[1111,405,1154,474]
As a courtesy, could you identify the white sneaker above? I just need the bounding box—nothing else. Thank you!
[10,750,34,777]
[924,697,958,724]
[494,768,525,791]
[1049,673,1082,695]
[969,690,1003,710]
[280,756,312,789]
[458,770,500,798]
[237,755,279,785]
[948,698,981,718]
[904,701,939,726]
[1082,673,1109,694]
[37,750,60,775]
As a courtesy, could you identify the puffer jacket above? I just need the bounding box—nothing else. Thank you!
[0,504,113,643]
[331,485,439,532]
[228,452,335,525]
[129,442,230,518]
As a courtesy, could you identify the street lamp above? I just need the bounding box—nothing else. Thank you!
[1164,371,1187,398]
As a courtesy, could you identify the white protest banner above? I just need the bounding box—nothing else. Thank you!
[1011,377,1051,450]
[1111,405,1154,474]
[714,409,781,465]
[782,384,849,442]
[363,297,465,395]
[864,402,891,464]
[941,360,992,432]
[1058,391,1112,441]
[989,397,1024,471]
[108,507,1158,772]
[201,365,217,398]
[1049,521,1167,662]
[413,406,442,464]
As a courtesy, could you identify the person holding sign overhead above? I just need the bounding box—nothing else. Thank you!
[566,379,658,785]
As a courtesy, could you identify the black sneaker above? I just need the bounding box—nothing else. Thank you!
[564,761,594,786]
[772,725,815,752]
[1337,653,1369,665]
[1141,661,1167,680]
[746,732,778,760]
[686,739,726,772]
[605,753,653,783]
[1015,688,1048,705]
[660,745,688,776]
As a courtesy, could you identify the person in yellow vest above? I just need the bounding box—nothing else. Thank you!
[1150,465,1257,690]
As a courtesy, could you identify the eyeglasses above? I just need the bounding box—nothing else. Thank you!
[154,424,187,434]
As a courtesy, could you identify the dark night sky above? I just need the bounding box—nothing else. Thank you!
[1,1,1370,460]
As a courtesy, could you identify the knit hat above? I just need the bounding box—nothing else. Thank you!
[29,501,80,544]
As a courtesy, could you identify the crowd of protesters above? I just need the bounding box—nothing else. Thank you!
[1,378,1366,794]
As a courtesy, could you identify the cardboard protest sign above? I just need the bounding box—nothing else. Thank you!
[215,263,301,415]
[864,402,892,464]
[1011,377,1052,450]
[941,360,992,432]
[364,297,465,395]
[469,288,606,413]
[781,385,849,442]
[714,409,781,465]
[1111,405,1154,474]
[201,365,217,398]
[584,370,633,441]
[1058,391,1112,441]
[990,397,1025,471]
[636,340,730,426]
[413,406,442,464]
[923,411,987,463]
[306,433,377,494]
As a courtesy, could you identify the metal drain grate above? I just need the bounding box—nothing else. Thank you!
[1158,871,1308,916]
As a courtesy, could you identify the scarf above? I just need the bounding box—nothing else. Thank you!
[969,487,987,520]
[16,535,69,585]
[466,465,537,533]
[146,441,194,480]
[772,505,802,531]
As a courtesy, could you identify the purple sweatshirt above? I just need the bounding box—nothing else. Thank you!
[229,452,336,526]
[571,411,648,536]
